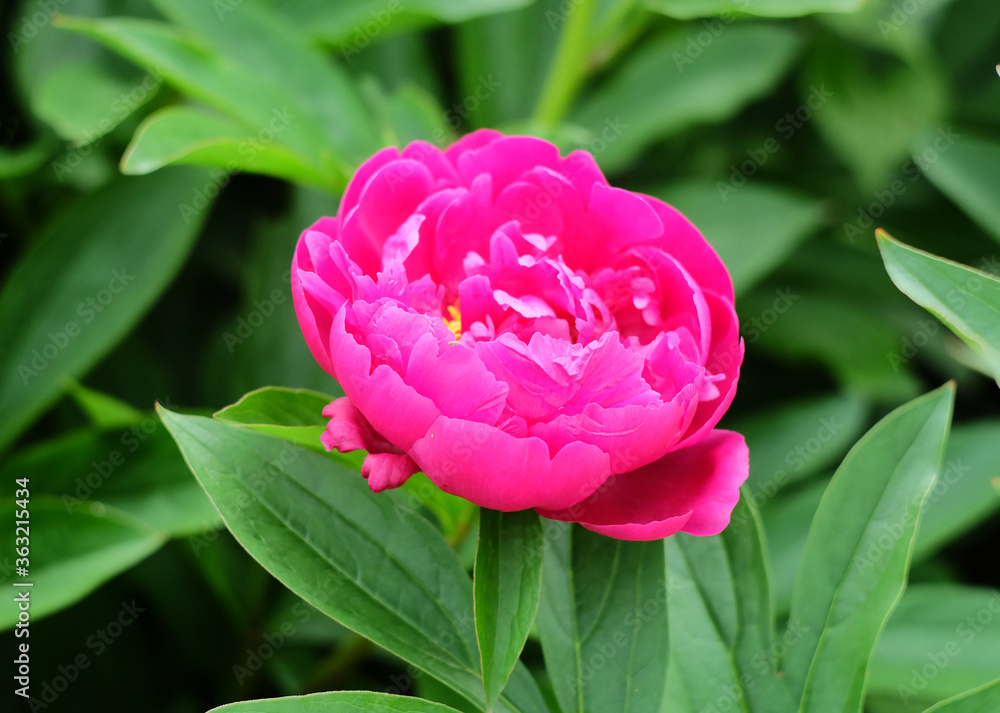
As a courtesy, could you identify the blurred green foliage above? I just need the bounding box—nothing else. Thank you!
[1,0,998,711]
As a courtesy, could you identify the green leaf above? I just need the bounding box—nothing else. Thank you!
[667,491,796,713]
[0,167,213,454]
[782,383,955,713]
[869,585,1000,708]
[33,62,159,144]
[151,0,378,167]
[655,181,824,295]
[537,523,669,713]
[0,422,221,537]
[0,498,164,630]
[121,107,336,189]
[474,509,544,709]
[213,386,335,452]
[280,0,536,45]
[53,15,351,188]
[645,0,862,18]
[573,23,800,172]
[207,691,466,713]
[877,231,1000,386]
[917,133,1000,245]
[921,678,1000,713]
[66,382,145,429]
[157,408,547,713]
[914,420,1000,560]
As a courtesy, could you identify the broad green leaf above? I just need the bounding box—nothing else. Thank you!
[782,384,955,713]
[0,423,221,537]
[878,232,1000,385]
[151,0,378,166]
[739,289,921,403]
[573,23,800,172]
[213,386,335,453]
[730,394,868,500]
[922,678,1000,713]
[0,167,213,454]
[279,0,536,45]
[34,62,158,144]
[0,498,164,630]
[208,691,465,713]
[122,107,335,189]
[917,133,1000,245]
[537,523,668,713]
[655,181,824,295]
[158,408,547,713]
[645,0,862,18]
[914,420,1000,560]
[869,585,1000,709]
[67,382,145,428]
[474,509,543,709]
[667,491,796,713]
[54,15,350,187]
[13,0,157,145]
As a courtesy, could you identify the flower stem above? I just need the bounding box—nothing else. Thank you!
[533,0,600,128]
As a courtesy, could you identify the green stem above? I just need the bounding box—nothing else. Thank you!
[533,0,600,127]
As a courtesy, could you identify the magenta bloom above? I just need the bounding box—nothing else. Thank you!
[292,130,747,541]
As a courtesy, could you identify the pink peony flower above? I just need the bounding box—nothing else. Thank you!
[292,130,747,541]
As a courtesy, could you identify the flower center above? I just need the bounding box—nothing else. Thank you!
[443,303,462,340]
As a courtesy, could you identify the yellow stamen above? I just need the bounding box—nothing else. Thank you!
[444,303,462,340]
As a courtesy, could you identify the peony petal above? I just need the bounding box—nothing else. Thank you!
[404,333,509,425]
[409,415,611,511]
[444,128,504,166]
[537,429,748,541]
[455,136,563,196]
[528,395,694,475]
[340,146,399,226]
[330,307,441,451]
[321,397,399,454]
[640,194,735,303]
[678,290,743,446]
[363,452,420,492]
